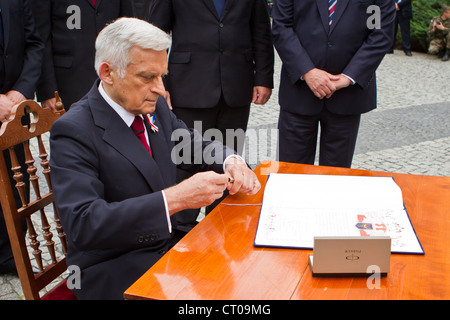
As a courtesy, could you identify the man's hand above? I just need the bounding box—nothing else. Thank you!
[164,171,229,215]
[224,156,261,196]
[0,94,14,122]
[5,90,26,105]
[303,68,340,99]
[252,86,272,105]
[41,97,59,112]
[332,74,352,91]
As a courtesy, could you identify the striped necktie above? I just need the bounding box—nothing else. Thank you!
[328,0,337,27]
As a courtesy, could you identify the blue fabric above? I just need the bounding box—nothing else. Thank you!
[212,0,226,17]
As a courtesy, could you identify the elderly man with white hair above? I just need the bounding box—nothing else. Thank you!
[49,18,260,300]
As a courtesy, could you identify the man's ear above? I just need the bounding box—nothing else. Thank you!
[98,62,114,85]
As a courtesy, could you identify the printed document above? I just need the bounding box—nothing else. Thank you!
[254,173,424,254]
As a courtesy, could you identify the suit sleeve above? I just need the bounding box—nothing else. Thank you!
[11,0,44,99]
[30,0,58,101]
[50,118,171,252]
[342,0,395,89]
[250,0,274,88]
[271,0,316,84]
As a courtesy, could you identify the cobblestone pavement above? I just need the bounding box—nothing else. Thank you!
[1,49,449,299]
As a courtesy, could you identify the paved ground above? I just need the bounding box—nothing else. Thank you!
[1,49,449,299]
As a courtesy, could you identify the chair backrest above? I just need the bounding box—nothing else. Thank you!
[0,96,67,300]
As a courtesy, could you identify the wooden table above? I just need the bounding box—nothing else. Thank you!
[124,161,450,300]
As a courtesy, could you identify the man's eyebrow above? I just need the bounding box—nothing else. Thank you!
[136,70,169,77]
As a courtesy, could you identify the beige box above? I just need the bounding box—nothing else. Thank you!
[309,236,391,277]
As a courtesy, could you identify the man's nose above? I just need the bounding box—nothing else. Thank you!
[152,76,166,96]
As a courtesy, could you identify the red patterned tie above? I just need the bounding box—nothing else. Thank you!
[131,116,152,156]
[92,0,96,7]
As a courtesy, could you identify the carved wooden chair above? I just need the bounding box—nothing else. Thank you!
[0,96,75,300]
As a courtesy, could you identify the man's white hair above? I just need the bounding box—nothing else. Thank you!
[95,17,171,78]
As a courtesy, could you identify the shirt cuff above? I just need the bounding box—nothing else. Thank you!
[342,73,356,85]
[161,190,172,234]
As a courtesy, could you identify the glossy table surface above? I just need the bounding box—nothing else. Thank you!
[124,161,450,300]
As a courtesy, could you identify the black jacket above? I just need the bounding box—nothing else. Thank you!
[30,0,133,109]
[149,0,274,108]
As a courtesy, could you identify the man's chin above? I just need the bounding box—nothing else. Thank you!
[142,101,157,114]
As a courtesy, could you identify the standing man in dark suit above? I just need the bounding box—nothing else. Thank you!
[0,0,44,274]
[49,18,260,299]
[390,0,413,56]
[272,0,395,168]
[148,0,274,151]
[149,0,273,229]
[30,0,133,111]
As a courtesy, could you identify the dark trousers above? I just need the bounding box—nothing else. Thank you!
[391,13,411,52]
[278,107,361,168]
[171,95,251,230]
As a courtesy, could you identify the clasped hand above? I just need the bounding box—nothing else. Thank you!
[0,91,27,122]
[303,68,351,100]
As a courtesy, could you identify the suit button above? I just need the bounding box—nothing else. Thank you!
[327,42,333,48]
[144,235,150,242]
[138,236,144,243]
[150,233,157,241]
[219,23,224,28]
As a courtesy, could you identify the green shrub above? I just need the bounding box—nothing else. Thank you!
[395,0,450,52]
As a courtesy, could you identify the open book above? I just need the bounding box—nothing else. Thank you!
[254,173,424,254]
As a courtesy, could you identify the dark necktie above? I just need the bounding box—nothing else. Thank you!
[213,0,226,17]
[131,116,152,156]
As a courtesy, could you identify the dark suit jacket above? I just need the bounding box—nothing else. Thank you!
[149,0,274,108]
[49,79,235,299]
[30,0,133,109]
[272,0,395,116]
[0,0,43,97]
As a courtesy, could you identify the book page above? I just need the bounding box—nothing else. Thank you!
[254,173,424,254]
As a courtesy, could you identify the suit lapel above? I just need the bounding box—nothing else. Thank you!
[86,0,101,9]
[88,82,166,192]
[203,0,220,20]
[221,0,234,21]
[316,0,330,34]
[329,0,350,34]
[203,0,233,21]
[316,0,350,35]
[143,113,173,188]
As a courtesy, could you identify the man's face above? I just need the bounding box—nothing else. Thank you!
[107,46,168,115]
